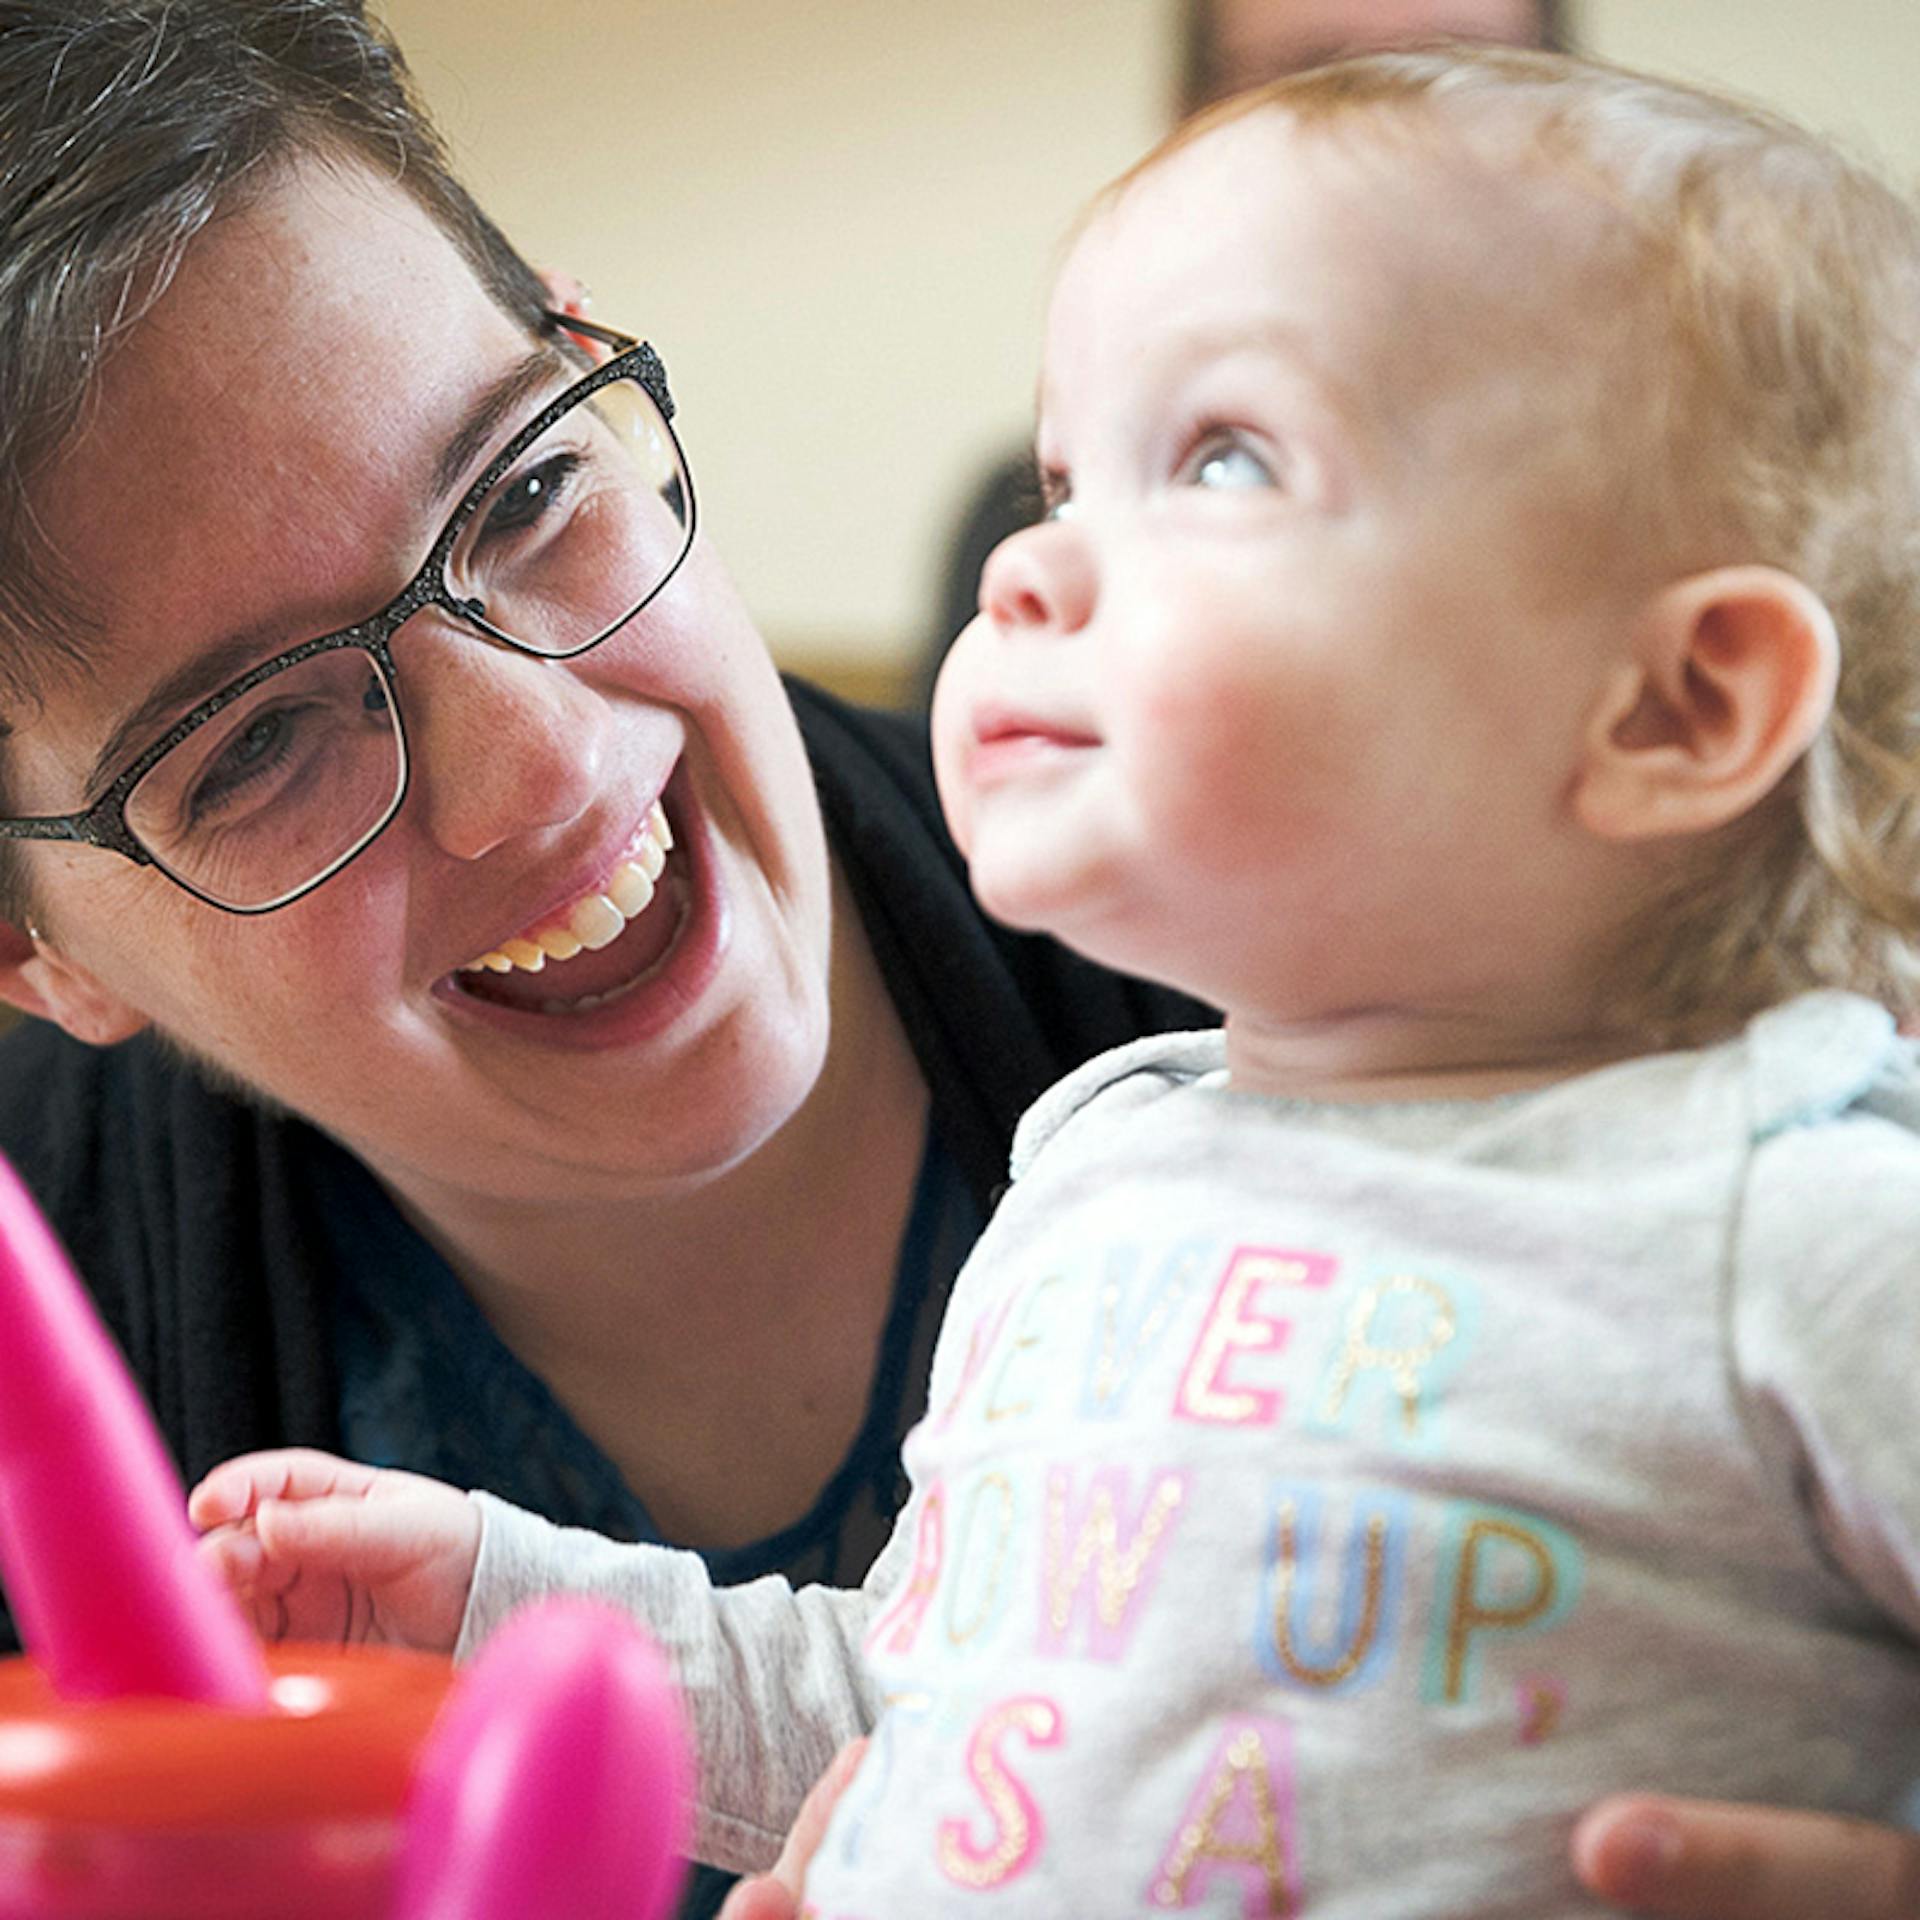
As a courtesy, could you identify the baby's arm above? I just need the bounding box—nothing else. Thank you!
[462,1490,887,1872]
[189,1448,479,1653]
[1731,1102,1920,1636]
[190,1447,897,1875]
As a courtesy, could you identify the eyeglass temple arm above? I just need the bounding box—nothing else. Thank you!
[541,309,638,354]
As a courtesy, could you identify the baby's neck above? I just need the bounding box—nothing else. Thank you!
[1220,1003,1653,1104]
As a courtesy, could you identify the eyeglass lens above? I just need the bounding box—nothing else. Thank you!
[123,370,693,910]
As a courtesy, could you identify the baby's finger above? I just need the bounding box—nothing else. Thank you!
[192,1525,310,1641]
[194,1522,264,1594]
[187,1449,383,1528]
[253,1493,443,1583]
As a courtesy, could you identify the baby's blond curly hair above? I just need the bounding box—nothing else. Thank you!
[1115,47,1920,1043]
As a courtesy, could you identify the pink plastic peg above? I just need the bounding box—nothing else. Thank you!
[392,1598,693,1920]
[0,1152,268,1707]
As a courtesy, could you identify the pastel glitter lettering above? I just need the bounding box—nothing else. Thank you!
[1257,1484,1408,1693]
[1149,1717,1298,1915]
[934,1695,1063,1890]
[928,1293,1019,1435]
[833,1690,935,1879]
[1083,1241,1211,1418]
[1314,1272,1461,1442]
[943,1473,1016,1651]
[1176,1247,1336,1427]
[865,1482,944,1657]
[1423,1506,1582,1705]
[1039,1466,1188,1662]
[984,1274,1062,1424]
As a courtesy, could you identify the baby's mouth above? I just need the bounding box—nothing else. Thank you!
[454,801,688,1013]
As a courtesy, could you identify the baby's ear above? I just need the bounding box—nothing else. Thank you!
[1572,566,1838,842]
[0,921,148,1046]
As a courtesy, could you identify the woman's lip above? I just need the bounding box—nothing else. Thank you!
[454,771,679,970]
[429,779,728,1048]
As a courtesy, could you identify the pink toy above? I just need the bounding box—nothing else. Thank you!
[0,1152,693,1917]
[0,1154,267,1708]
[394,1599,691,1920]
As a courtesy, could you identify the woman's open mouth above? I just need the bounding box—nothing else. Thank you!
[453,800,693,1016]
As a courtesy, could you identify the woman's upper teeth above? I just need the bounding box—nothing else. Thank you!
[460,802,674,976]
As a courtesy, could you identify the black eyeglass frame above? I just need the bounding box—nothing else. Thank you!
[0,313,696,915]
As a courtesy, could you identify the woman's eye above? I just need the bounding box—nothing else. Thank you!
[477,449,583,543]
[188,707,303,816]
[1184,433,1282,493]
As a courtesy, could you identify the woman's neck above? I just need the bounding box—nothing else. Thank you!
[360,858,932,1544]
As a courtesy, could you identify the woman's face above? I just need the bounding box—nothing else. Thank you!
[9,156,837,1206]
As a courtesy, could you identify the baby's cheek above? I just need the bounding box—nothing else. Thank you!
[1123,652,1275,824]
[929,623,997,858]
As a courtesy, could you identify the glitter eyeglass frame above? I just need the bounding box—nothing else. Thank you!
[0,313,695,914]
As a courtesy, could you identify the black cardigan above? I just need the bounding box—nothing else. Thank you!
[0,683,1208,1566]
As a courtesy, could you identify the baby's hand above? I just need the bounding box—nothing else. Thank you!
[716,1740,868,1920]
[188,1448,480,1655]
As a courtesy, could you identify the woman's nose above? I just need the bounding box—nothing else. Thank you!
[394,616,611,862]
[979,521,1098,638]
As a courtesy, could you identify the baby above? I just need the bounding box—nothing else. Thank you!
[195,47,1920,1917]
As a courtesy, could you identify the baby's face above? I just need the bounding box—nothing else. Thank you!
[933,110,1646,1026]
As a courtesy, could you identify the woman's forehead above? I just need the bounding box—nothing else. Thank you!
[34,161,531,669]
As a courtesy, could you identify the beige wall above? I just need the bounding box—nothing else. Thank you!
[381,0,1920,699]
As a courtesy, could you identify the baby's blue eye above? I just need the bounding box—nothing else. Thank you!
[1186,433,1280,492]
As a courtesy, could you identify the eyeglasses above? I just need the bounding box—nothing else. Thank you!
[0,314,696,913]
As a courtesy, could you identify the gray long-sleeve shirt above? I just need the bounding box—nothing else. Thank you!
[463,991,1920,1915]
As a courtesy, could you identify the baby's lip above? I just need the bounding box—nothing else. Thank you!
[972,702,1100,750]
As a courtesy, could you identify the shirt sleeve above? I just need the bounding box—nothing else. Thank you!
[1731,1102,1920,1638]
[458,1491,899,1872]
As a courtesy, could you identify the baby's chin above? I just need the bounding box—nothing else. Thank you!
[969,860,1188,990]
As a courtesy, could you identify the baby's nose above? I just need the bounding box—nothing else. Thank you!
[980,522,1098,638]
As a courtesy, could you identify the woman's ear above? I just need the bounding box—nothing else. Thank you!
[536,268,611,366]
[1573,566,1839,842]
[0,920,149,1046]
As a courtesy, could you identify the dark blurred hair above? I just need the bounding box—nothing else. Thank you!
[1177,0,1567,116]
[0,0,548,917]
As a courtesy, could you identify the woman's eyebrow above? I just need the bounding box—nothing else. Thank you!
[85,622,294,801]
[429,343,574,504]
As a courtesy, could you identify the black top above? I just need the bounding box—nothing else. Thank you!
[0,682,1210,1626]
